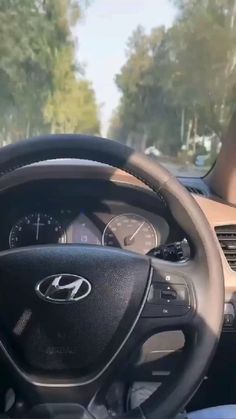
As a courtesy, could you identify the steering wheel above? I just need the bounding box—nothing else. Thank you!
[0,135,224,419]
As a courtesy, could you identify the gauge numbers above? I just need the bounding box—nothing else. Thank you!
[9,213,66,248]
[102,213,158,254]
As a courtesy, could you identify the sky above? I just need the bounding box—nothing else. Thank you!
[75,0,176,135]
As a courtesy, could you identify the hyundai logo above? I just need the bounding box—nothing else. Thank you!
[36,274,92,303]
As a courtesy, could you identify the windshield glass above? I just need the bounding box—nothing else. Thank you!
[1,1,234,176]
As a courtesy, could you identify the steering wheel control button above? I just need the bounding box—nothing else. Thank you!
[161,289,177,300]
[142,303,190,317]
[147,283,189,306]
[151,269,187,285]
[36,274,92,303]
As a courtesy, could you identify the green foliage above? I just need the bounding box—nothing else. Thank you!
[0,0,100,144]
[44,47,100,134]
[110,0,236,155]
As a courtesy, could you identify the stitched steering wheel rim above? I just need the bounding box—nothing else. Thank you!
[0,134,224,419]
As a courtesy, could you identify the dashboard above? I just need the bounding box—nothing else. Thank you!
[0,176,183,255]
[0,159,235,295]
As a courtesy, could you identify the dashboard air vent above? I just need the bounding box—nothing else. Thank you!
[185,186,205,196]
[215,225,236,272]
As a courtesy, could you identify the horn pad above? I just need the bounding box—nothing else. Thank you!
[0,246,150,378]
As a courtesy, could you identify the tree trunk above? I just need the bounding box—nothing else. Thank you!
[140,132,148,152]
[186,119,193,152]
[126,133,133,147]
[180,108,185,144]
[230,0,236,30]
[26,120,31,138]
[220,0,236,127]
[192,113,198,155]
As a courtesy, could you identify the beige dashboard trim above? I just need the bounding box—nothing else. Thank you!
[194,196,236,294]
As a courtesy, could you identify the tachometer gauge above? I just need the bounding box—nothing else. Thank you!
[9,213,66,249]
[102,213,158,254]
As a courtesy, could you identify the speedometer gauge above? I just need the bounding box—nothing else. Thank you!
[102,213,158,254]
[9,213,66,248]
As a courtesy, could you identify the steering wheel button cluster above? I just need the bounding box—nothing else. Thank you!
[142,265,193,318]
[146,282,189,306]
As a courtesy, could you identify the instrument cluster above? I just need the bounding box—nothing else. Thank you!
[8,208,167,255]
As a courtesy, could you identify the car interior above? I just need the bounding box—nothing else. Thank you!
[1,1,236,418]
[0,125,233,418]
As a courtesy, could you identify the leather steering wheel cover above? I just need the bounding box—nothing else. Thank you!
[0,135,224,418]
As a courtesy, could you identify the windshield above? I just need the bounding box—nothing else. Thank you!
[1,1,234,176]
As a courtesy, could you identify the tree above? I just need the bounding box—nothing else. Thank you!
[0,0,55,142]
[112,26,173,152]
[44,47,100,134]
[166,0,236,137]
[109,25,183,154]
[0,0,100,144]
[110,0,236,156]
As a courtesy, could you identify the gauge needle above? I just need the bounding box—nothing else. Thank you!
[124,221,145,246]
[36,213,40,241]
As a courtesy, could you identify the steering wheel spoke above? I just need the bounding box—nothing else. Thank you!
[0,135,224,419]
[134,258,196,335]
